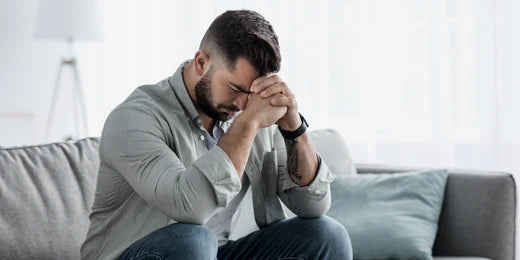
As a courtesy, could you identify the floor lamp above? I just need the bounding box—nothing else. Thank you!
[34,0,103,142]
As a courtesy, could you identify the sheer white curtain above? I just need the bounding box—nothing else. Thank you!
[87,0,520,175]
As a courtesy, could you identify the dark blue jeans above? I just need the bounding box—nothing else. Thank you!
[120,216,352,260]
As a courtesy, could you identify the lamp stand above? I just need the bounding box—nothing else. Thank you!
[43,38,88,142]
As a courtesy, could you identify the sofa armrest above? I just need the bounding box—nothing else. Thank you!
[355,164,516,260]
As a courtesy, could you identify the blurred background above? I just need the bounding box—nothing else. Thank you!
[1,0,519,176]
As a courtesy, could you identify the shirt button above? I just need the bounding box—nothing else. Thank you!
[197,118,202,124]
[200,135,205,141]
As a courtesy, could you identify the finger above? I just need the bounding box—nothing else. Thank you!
[260,82,291,98]
[251,74,280,93]
[270,95,296,107]
[250,75,269,93]
[251,74,276,92]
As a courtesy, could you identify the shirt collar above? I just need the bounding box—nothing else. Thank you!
[169,60,200,122]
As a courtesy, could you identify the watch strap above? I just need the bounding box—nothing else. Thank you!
[278,113,308,140]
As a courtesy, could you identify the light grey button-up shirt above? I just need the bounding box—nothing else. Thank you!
[199,116,251,247]
[80,61,334,260]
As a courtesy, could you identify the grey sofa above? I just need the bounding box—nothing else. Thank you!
[0,129,516,260]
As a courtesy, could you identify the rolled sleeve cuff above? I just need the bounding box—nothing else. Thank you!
[281,154,334,200]
[193,146,241,207]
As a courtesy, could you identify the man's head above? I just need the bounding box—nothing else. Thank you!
[191,10,281,121]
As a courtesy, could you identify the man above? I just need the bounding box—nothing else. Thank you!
[81,10,352,260]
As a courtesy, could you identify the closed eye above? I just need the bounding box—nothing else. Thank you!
[229,86,241,93]
[229,82,252,94]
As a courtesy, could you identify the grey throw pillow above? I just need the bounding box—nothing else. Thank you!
[308,129,357,176]
[327,169,448,260]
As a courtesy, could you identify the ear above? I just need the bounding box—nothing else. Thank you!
[193,50,211,77]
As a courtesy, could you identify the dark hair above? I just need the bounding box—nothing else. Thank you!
[200,10,281,75]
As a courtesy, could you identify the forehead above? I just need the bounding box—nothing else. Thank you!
[216,57,260,90]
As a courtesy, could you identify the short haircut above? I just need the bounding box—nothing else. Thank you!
[200,10,281,75]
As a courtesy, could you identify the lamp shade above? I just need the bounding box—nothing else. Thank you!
[34,0,104,41]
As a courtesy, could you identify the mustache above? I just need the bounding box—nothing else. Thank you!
[217,104,240,112]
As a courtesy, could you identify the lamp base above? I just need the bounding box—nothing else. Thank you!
[43,56,88,142]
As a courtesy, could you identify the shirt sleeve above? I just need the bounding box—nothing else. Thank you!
[100,107,241,225]
[273,127,334,218]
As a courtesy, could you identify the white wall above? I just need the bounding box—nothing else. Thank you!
[1,0,136,145]
[0,0,327,146]
[1,0,520,180]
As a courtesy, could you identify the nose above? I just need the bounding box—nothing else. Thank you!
[234,93,249,111]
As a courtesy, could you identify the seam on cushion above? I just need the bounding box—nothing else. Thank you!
[129,252,162,260]
[60,142,91,212]
[1,137,98,151]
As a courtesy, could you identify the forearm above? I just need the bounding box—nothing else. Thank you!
[218,113,259,179]
[277,129,332,217]
[285,131,319,186]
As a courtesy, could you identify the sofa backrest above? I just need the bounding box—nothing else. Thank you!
[0,129,356,259]
[0,130,515,260]
[0,138,100,259]
[356,164,516,260]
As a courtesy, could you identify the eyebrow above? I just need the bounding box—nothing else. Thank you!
[229,82,252,94]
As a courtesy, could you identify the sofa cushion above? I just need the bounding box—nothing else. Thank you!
[356,164,516,260]
[308,129,357,176]
[327,169,448,260]
[0,138,100,259]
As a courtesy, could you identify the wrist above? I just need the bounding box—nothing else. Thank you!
[279,113,308,140]
[278,110,301,131]
[235,111,261,135]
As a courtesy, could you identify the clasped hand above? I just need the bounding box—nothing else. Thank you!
[243,74,302,131]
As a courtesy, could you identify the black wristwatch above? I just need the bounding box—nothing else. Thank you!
[278,113,308,140]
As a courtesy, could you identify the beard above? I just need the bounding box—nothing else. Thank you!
[194,66,239,122]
